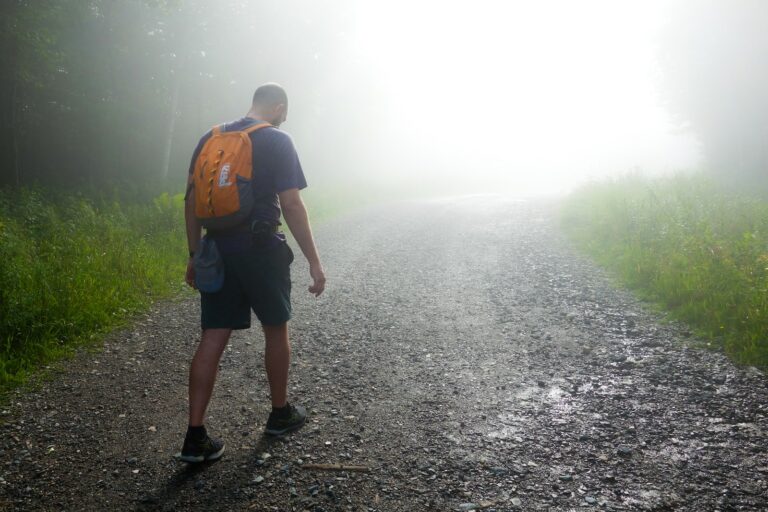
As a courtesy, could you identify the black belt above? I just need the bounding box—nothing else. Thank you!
[207,220,278,238]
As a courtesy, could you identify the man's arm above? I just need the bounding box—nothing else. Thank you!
[278,188,326,297]
[184,190,202,289]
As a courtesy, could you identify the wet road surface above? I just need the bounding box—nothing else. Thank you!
[2,196,767,511]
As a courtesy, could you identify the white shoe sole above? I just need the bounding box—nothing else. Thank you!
[176,444,225,463]
[264,418,306,436]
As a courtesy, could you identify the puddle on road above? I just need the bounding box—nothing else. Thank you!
[484,376,645,439]
[487,385,575,438]
[488,413,525,440]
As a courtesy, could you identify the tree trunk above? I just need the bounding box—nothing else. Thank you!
[11,79,20,187]
[161,77,181,180]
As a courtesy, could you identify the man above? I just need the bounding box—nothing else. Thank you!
[179,83,326,463]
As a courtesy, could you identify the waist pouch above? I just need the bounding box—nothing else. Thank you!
[194,236,225,293]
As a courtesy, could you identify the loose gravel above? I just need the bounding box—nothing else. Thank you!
[1,196,767,511]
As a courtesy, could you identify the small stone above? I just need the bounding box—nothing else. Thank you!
[559,474,573,482]
[148,426,157,432]
[194,479,204,490]
[126,457,138,465]
[458,503,478,511]
[252,476,264,484]
[585,496,597,504]
[511,497,522,507]
[289,486,298,497]
[616,445,633,457]
[132,469,140,474]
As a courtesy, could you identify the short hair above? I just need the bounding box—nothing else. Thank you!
[252,83,288,107]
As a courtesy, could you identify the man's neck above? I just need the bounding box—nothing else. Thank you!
[245,109,270,124]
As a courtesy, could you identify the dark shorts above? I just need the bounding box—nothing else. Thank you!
[200,242,294,329]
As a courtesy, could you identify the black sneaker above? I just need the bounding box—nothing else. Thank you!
[265,403,307,436]
[177,434,225,463]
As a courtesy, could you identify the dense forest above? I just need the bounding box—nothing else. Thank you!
[0,0,372,194]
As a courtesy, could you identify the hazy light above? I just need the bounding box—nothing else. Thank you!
[352,0,701,195]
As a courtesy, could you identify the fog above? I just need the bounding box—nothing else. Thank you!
[351,0,700,195]
[186,0,700,196]
[4,0,767,195]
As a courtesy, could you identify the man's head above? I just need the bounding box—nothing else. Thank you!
[249,83,288,127]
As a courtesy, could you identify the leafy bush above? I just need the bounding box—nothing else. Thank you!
[0,188,187,391]
[561,174,768,367]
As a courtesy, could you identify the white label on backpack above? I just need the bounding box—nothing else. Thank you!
[218,163,232,187]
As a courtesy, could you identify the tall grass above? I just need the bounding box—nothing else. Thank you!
[561,174,768,368]
[0,185,359,394]
[0,189,187,392]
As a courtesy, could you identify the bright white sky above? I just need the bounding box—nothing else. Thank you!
[350,0,701,195]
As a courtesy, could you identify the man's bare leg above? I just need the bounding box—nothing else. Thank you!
[263,322,290,408]
[188,328,232,426]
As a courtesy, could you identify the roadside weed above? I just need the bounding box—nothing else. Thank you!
[0,189,187,393]
[561,174,768,368]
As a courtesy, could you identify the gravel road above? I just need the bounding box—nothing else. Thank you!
[2,196,767,511]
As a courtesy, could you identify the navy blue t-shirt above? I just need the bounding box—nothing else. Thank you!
[186,117,307,252]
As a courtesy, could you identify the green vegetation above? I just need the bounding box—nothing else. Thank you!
[0,186,356,394]
[0,188,187,392]
[561,174,768,367]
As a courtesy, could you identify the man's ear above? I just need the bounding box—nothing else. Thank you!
[272,104,287,125]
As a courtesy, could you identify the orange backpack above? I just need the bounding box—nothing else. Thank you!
[190,122,271,230]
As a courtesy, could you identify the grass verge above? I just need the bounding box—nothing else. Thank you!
[0,189,188,394]
[561,174,768,368]
[0,185,358,396]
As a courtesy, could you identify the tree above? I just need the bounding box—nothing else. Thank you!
[658,0,768,189]
[0,1,68,186]
[0,0,360,193]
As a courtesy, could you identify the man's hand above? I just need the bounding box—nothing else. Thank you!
[185,258,197,289]
[309,263,326,297]
[280,188,326,298]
